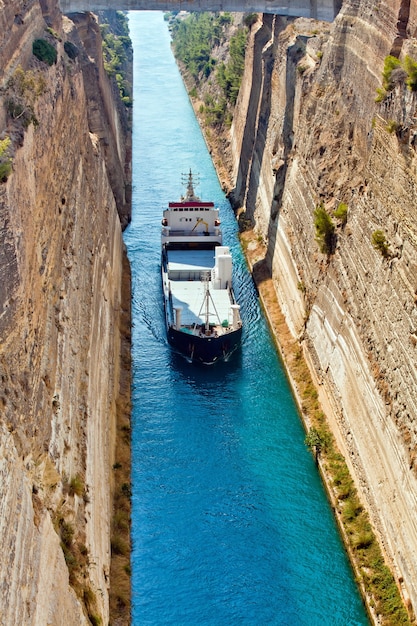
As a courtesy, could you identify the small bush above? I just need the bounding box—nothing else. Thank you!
[113,510,130,532]
[33,38,57,66]
[111,533,129,556]
[305,427,322,452]
[404,55,417,91]
[381,55,401,91]
[0,137,13,182]
[64,41,79,60]
[386,119,398,134]
[372,230,390,257]
[375,55,401,101]
[5,66,46,128]
[46,27,61,41]
[69,474,84,497]
[376,54,417,100]
[60,520,74,548]
[342,499,362,522]
[244,13,258,28]
[84,587,101,625]
[353,530,374,550]
[121,482,132,499]
[334,202,348,225]
[314,204,335,254]
[375,87,387,103]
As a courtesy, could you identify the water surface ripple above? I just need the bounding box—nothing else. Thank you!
[124,11,369,626]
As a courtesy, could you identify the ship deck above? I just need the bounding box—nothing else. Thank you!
[169,280,233,327]
[166,249,233,326]
[167,249,215,275]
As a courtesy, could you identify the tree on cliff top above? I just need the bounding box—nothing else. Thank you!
[170,12,248,129]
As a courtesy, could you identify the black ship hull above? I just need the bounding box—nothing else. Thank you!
[167,325,242,365]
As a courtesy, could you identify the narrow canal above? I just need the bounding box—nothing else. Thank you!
[124,11,369,625]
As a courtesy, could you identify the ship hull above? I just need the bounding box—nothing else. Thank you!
[167,324,242,365]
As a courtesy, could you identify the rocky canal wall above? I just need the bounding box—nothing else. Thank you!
[0,1,131,622]
[229,4,417,614]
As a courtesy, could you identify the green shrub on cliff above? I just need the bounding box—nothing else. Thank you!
[0,137,12,182]
[100,19,133,107]
[382,55,401,91]
[244,13,258,28]
[64,41,79,61]
[404,55,417,91]
[33,38,57,66]
[375,55,402,101]
[372,229,390,257]
[333,202,348,225]
[376,54,417,100]
[314,204,335,255]
[4,66,46,128]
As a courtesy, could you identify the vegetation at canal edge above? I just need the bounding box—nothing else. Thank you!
[168,12,252,129]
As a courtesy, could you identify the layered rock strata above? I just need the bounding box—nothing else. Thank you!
[0,0,130,622]
[229,5,417,616]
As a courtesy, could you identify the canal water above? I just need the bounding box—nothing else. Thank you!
[125,11,369,625]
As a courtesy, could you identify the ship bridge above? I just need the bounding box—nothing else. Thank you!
[59,0,341,23]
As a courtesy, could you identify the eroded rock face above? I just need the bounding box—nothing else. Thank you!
[0,1,130,623]
[231,4,417,614]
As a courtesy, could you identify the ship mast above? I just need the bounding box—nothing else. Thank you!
[198,271,221,334]
[204,274,210,333]
[182,169,200,202]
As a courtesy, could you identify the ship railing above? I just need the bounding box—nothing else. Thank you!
[166,229,217,236]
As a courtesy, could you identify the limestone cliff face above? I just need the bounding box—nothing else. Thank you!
[229,4,417,614]
[0,0,130,623]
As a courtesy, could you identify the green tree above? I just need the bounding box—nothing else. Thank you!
[314,204,335,255]
[33,39,57,65]
[100,17,133,106]
[170,13,248,127]
[305,427,326,463]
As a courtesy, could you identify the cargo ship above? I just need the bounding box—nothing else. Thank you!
[161,171,242,364]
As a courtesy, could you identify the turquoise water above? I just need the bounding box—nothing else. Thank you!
[124,11,369,625]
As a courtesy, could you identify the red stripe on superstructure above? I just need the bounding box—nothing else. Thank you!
[168,202,215,207]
